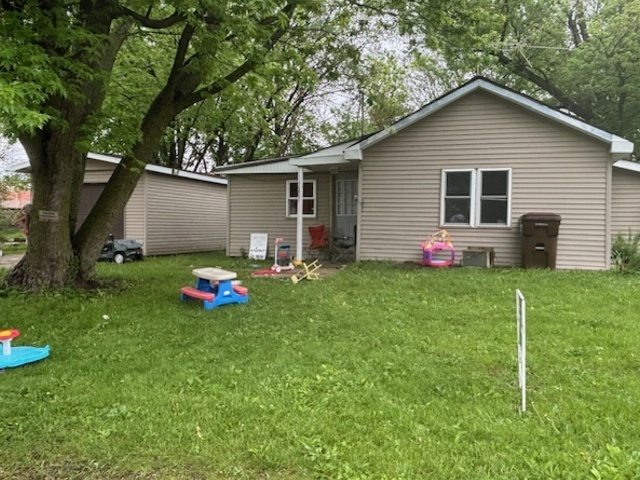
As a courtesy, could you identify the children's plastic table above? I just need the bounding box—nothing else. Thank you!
[181,267,248,309]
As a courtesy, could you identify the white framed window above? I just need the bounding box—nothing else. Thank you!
[440,168,511,227]
[286,179,316,218]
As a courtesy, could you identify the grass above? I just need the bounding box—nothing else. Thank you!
[0,224,27,254]
[1,252,640,479]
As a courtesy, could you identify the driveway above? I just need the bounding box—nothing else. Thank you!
[0,253,24,269]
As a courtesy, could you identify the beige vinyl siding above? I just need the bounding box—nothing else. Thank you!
[359,90,610,269]
[611,167,640,237]
[144,172,227,255]
[227,173,331,259]
[124,173,147,250]
[83,158,115,183]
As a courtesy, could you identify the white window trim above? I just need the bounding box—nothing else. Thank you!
[477,168,512,227]
[286,179,317,218]
[440,168,476,227]
[440,168,511,228]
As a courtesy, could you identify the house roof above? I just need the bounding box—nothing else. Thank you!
[613,159,640,173]
[13,152,228,185]
[344,77,634,160]
[213,77,634,175]
[215,155,304,174]
[289,140,360,168]
[215,139,365,175]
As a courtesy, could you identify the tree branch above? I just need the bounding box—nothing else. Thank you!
[347,0,398,18]
[494,50,594,120]
[177,5,296,110]
[117,6,185,29]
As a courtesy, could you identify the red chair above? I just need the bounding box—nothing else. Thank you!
[305,225,329,260]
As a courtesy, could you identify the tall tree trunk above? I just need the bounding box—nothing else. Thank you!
[3,8,127,290]
[73,153,146,281]
[5,129,85,289]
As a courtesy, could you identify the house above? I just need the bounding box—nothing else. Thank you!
[15,153,228,256]
[1,189,31,210]
[217,77,637,270]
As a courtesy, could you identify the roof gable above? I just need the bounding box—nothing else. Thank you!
[344,77,634,159]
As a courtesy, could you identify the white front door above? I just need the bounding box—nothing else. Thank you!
[334,177,357,240]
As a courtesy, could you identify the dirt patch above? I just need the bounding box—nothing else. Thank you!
[250,261,347,280]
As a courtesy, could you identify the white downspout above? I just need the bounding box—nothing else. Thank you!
[296,166,304,262]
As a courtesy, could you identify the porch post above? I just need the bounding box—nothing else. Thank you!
[296,166,304,262]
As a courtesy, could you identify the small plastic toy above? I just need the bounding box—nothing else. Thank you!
[0,329,50,369]
[291,260,322,283]
[271,238,295,273]
[421,229,456,267]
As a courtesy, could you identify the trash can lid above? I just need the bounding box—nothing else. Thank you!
[521,212,562,221]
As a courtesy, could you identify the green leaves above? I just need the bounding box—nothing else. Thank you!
[403,0,640,149]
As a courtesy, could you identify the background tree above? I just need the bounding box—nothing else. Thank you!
[404,0,640,149]
[0,0,316,290]
[115,2,393,170]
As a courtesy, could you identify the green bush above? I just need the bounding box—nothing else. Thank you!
[611,231,640,272]
[0,208,16,240]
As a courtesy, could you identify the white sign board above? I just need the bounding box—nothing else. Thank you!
[248,233,268,260]
[516,289,527,412]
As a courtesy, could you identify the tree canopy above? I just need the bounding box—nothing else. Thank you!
[0,0,324,289]
[404,0,640,149]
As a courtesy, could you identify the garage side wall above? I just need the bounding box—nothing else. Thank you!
[144,172,227,255]
[125,173,147,249]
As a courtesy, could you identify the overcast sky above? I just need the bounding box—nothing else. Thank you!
[0,136,27,176]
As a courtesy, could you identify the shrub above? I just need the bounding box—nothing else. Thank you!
[0,208,16,239]
[611,231,640,272]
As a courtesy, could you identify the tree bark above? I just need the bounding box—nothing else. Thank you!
[3,1,298,291]
[3,3,126,290]
[5,128,85,289]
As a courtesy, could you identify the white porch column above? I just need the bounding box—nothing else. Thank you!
[296,166,304,261]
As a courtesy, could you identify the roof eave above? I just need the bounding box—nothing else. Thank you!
[13,154,228,185]
[610,136,634,154]
[290,155,350,167]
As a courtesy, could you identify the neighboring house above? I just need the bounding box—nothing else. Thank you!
[217,77,638,270]
[15,153,228,256]
[1,189,31,210]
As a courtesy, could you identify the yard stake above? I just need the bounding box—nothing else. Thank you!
[516,289,527,412]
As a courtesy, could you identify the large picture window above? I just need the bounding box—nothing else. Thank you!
[441,168,511,227]
[286,180,316,218]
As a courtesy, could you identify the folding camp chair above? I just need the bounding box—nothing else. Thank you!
[331,225,356,263]
[305,225,329,260]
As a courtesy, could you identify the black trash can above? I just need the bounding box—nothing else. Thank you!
[521,213,562,269]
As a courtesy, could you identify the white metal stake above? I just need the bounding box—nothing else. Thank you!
[516,289,527,412]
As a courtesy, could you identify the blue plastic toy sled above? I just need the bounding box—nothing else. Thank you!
[0,345,50,369]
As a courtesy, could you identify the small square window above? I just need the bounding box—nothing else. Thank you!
[286,180,317,218]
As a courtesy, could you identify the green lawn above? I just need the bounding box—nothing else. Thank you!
[1,253,640,479]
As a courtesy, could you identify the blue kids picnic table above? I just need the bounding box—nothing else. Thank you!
[180,267,249,309]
